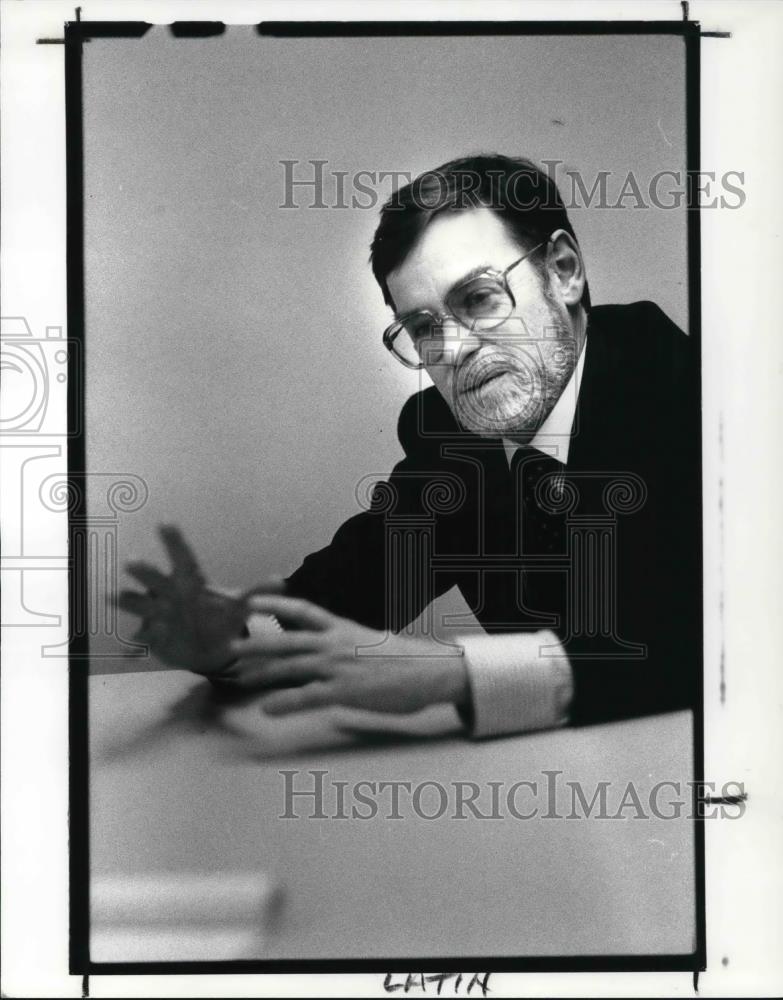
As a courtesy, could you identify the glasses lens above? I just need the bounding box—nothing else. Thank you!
[388,314,446,368]
[402,313,436,341]
[449,276,513,332]
[389,327,421,367]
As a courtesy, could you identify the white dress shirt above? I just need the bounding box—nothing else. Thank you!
[460,338,587,738]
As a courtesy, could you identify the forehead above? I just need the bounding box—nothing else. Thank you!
[386,207,524,315]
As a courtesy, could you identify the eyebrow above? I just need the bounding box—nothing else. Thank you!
[448,264,494,289]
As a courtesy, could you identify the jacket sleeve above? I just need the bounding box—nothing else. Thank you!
[284,391,457,631]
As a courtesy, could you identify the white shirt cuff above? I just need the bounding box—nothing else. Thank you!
[459,630,574,738]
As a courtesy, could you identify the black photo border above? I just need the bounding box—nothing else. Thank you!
[66,17,705,979]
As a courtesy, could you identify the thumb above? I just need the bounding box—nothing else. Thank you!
[258,681,333,716]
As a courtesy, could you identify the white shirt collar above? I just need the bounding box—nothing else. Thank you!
[502,336,587,467]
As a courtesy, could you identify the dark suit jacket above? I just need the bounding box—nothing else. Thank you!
[287,302,702,727]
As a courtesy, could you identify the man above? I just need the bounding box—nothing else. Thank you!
[120,154,701,738]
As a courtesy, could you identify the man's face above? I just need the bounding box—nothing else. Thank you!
[386,208,582,440]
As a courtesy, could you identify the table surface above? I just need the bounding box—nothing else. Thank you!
[89,669,695,962]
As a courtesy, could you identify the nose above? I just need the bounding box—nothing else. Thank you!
[434,317,483,363]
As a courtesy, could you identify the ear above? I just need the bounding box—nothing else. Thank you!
[546,229,586,308]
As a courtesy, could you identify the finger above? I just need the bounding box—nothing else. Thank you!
[221,655,327,692]
[229,631,323,657]
[117,590,158,617]
[125,561,169,593]
[206,584,244,600]
[159,524,205,584]
[133,616,169,643]
[240,577,288,601]
[244,595,333,631]
[258,681,334,716]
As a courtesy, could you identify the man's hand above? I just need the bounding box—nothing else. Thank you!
[118,525,282,676]
[221,595,470,717]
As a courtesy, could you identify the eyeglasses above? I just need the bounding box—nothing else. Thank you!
[382,241,546,370]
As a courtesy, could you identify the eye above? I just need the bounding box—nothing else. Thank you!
[455,280,508,318]
[404,315,435,341]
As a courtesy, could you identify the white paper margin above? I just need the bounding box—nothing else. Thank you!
[1,1,781,997]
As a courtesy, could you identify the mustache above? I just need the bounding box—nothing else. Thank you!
[454,349,538,393]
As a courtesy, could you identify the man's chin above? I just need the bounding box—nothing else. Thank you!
[448,367,544,436]
[453,396,543,438]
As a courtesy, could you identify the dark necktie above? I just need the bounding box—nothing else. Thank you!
[511,446,567,555]
[510,446,568,624]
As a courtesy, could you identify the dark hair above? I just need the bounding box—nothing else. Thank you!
[369,153,590,312]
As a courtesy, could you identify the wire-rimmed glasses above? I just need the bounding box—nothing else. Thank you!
[382,241,546,370]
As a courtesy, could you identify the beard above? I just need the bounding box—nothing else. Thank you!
[448,296,579,439]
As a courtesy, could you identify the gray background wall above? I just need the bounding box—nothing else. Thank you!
[82,28,687,668]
